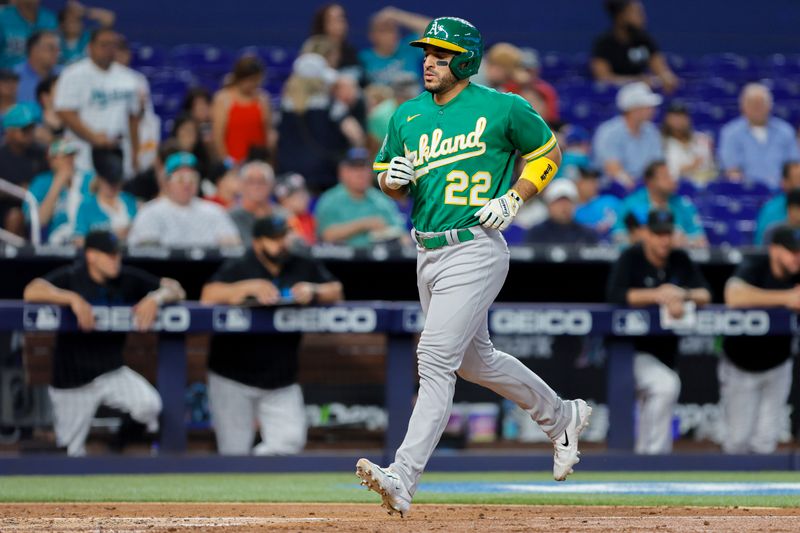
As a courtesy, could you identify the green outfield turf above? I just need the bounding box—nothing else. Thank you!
[1,471,800,507]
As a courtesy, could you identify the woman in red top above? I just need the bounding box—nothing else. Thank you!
[212,56,273,164]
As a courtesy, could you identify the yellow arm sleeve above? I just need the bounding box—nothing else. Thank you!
[519,156,559,194]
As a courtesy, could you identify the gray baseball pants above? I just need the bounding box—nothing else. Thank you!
[390,226,572,496]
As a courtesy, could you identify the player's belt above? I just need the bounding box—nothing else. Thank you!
[414,228,475,250]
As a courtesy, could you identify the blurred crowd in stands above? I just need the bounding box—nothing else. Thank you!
[1,0,800,250]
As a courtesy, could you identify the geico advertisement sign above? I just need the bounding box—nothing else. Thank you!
[23,305,191,332]
[274,307,377,332]
[94,306,191,332]
[672,310,770,336]
[490,309,593,335]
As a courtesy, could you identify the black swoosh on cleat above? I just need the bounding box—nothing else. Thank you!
[562,432,569,446]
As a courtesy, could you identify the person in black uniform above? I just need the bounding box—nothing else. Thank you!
[22,230,185,456]
[721,225,800,454]
[590,0,679,93]
[200,215,343,455]
[606,209,711,454]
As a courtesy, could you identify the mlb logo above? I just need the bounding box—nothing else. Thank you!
[23,305,61,331]
[212,308,252,332]
[612,310,650,336]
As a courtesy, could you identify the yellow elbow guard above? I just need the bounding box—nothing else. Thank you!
[520,156,559,194]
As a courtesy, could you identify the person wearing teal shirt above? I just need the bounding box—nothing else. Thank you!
[24,139,92,244]
[316,148,407,248]
[0,1,58,70]
[573,166,622,241]
[59,28,90,66]
[358,7,428,87]
[74,146,137,241]
[613,160,707,247]
[57,2,115,66]
[754,161,800,245]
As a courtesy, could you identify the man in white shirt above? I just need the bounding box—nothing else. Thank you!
[128,152,241,248]
[53,28,140,177]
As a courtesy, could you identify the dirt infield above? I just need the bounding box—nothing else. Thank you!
[1,503,800,532]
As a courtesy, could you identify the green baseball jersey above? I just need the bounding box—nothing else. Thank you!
[374,83,556,233]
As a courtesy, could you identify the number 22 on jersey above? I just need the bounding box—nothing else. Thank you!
[444,171,492,206]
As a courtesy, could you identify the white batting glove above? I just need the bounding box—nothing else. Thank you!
[384,154,417,190]
[474,190,523,231]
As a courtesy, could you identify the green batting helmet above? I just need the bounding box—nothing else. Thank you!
[410,17,483,80]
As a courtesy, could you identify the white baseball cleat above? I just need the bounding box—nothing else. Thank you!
[355,458,411,517]
[552,399,592,481]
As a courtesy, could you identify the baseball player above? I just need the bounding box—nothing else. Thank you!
[356,17,592,516]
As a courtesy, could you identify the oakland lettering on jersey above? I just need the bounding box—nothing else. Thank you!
[405,116,487,173]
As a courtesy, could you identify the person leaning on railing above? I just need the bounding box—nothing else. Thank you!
[22,230,185,456]
[606,209,711,455]
[720,225,800,454]
[200,215,343,456]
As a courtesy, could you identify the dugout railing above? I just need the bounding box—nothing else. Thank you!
[0,301,798,474]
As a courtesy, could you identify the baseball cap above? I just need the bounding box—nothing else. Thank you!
[2,104,36,129]
[292,53,338,85]
[0,69,19,82]
[92,147,124,185]
[275,172,307,200]
[342,147,371,166]
[164,151,198,176]
[565,125,590,145]
[84,230,120,254]
[577,164,602,179]
[49,139,79,157]
[616,82,663,112]
[646,209,675,234]
[252,215,289,239]
[543,178,578,204]
[770,225,800,252]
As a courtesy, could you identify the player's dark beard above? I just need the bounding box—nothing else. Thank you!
[426,70,458,95]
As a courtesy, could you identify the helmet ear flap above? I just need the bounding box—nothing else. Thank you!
[453,60,472,79]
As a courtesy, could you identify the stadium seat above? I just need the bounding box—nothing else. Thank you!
[702,53,757,80]
[238,45,297,70]
[706,180,773,197]
[149,79,190,99]
[599,180,629,199]
[169,44,235,74]
[676,180,698,197]
[130,43,167,68]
